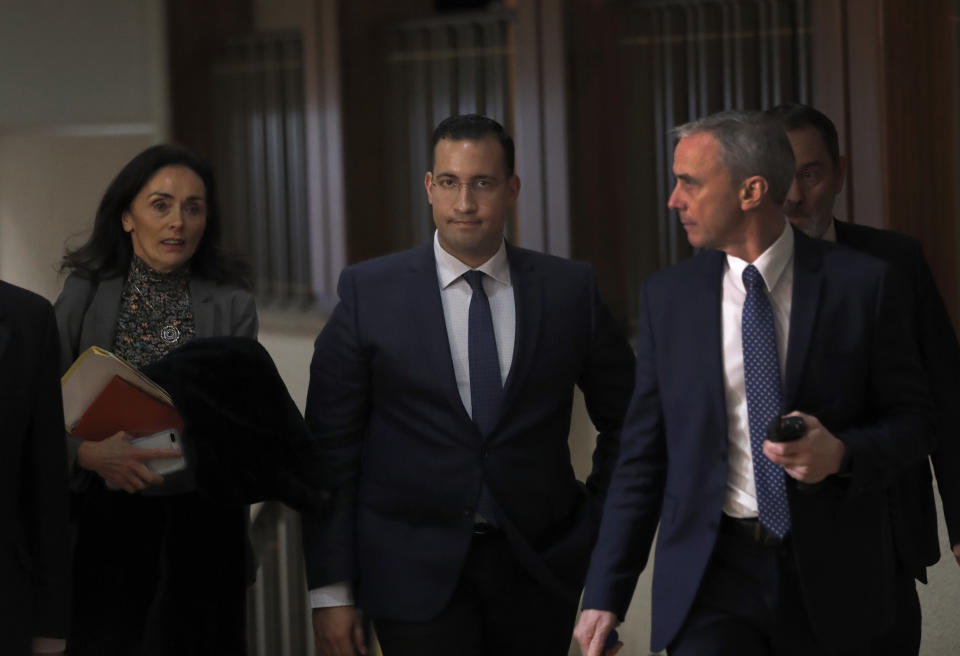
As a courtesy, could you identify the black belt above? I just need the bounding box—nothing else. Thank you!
[720,514,787,547]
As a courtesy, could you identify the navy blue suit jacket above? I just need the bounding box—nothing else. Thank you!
[835,220,960,577]
[302,241,635,621]
[582,228,933,653]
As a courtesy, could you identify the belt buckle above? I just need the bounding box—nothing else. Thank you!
[472,522,497,536]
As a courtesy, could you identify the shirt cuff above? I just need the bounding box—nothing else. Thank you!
[310,581,354,608]
[32,637,66,653]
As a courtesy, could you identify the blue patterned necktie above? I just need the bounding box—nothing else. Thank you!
[741,264,791,538]
[463,270,502,525]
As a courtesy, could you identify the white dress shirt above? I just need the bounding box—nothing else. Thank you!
[822,218,838,243]
[435,232,516,411]
[310,231,516,608]
[721,221,794,518]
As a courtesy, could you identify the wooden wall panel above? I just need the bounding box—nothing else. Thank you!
[812,0,959,323]
[338,0,434,264]
[167,0,254,160]
[881,0,958,320]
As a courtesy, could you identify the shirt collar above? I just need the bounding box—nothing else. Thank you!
[822,218,838,243]
[725,218,794,293]
[433,230,511,289]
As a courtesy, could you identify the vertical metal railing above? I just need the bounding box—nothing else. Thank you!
[382,9,516,252]
[246,502,316,656]
[615,0,810,326]
[212,32,312,309]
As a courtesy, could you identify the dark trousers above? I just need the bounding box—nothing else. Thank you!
[372,529,577,656]
[669,516,863,656]
[867,568,921,656]
[68,485,249,656]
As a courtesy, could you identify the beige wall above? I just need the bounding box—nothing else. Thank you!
[0,0,168,296]
[0,132,157,297]
[0,0,168,127]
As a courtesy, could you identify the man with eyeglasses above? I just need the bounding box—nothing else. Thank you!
[768,102,960,655]
[302,114,635,655]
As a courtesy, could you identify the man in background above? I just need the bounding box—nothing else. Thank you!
[0,280,70,655]
[770,101,960,654]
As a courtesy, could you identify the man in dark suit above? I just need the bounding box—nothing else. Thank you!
[769,101,960,654]
[574,110,933,656]
[0,281,70,655]
[302,114,635,655]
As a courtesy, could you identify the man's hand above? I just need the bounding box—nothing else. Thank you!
[76,431,179,493]
[574,609,622,656]
[312,605,366,656]
[952,543,960,567]
[763,411,845,484]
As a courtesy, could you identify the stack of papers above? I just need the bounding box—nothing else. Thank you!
[61,346,183,441]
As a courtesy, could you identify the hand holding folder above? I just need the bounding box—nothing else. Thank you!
[62,347,185,492]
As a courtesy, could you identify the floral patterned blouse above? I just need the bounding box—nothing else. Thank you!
[112,255,196,368]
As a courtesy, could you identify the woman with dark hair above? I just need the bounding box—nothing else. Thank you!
[55,144,257,655]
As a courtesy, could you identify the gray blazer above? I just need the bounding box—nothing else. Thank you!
[54,272,259,483]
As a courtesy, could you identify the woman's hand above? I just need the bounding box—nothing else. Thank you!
[76,431,181,493]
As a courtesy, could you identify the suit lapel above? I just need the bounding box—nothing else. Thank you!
[784,229,823,408]
[407,243,474,426]
[84,277,123,350]
[190,278,216,338]
[695,250,728,434]
[498,244,542,425]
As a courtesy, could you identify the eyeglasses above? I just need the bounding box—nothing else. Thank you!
[431,177,502,197]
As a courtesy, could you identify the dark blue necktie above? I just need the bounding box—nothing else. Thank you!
[464,270,502,525]
[464,270,503,436]
[742,264,791,538]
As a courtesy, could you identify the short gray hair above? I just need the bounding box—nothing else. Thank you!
[672,110,795,205]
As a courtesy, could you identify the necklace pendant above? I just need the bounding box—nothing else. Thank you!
[161,325,181,343]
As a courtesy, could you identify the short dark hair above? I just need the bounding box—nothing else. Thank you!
[767,102,841,166]
[673,110,796,206]
[431,114,515,176]
[61,144,250,288]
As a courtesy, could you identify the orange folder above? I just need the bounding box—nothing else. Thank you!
[70,375,184,441]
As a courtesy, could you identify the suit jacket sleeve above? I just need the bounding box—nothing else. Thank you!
[53,274,96,488]
[26,301,71,638]
[301,268,369,589]
[908,244,960,545]
[582,282,666,617]
[228,288,259,339]
[577,269,636,500]
[53,273,93,376]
